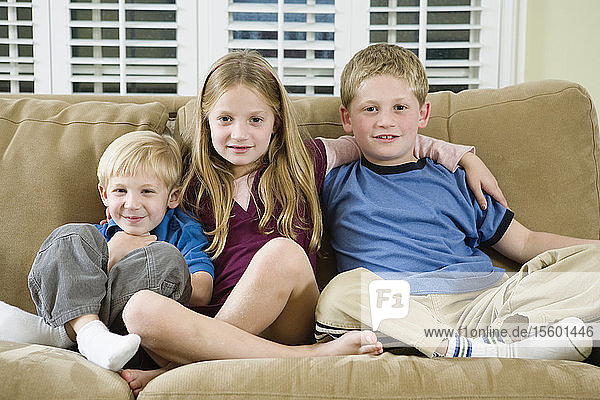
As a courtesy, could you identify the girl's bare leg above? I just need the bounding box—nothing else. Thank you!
[215,238,320,344]
[120,238,382,395]
[121,292,380,395]
[123,290,381,365]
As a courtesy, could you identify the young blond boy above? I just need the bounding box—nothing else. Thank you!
[0,131,213,371]
[315,43,600,360]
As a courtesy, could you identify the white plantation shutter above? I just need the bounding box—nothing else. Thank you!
[0,0,516,95]
[0,0,34,93]
[367,0,500,92]
[227,0,336,95]
[220,0,501,96]
[47,0,197,95]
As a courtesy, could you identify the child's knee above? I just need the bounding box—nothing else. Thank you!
[122,290,162,334]
[147,241,186,270]
[256,237,312,275]
[50,223,103,243]
[315,280,363,332]
[317,277,355,315]
[38,223,106,256]
[263,237,305,258]
[145,241,191,300]
[578,243,600,258]
[317,268,373,317]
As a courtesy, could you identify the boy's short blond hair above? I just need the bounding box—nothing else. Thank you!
[97,130,182,190]
[340,43,429,109]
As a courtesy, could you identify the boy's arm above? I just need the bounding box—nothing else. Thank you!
[414,134,473,172]
[321,134,475,174]
[189,271,213,307]
[177,213,215,307]
[319,136,361,174]
[492,218,600,265]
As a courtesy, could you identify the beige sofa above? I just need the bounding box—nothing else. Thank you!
[1,80,599,400]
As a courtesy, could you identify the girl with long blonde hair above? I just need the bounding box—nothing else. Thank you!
[119,50,505,395]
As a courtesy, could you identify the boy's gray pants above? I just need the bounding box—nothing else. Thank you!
[28,223,192,330]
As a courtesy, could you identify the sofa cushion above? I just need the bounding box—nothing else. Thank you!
[0,98,169,313]
[138,353,600,400]
[422,80,600,244]
[0,341,133,400]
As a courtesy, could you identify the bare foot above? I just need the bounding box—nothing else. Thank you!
[310,330,383,357]
[120,367,167,397]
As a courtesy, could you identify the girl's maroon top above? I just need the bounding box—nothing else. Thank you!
[185,138,327,316]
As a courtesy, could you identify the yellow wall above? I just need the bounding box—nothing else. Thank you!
[525,0,600,110]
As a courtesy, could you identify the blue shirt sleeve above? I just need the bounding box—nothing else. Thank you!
[451,167,513,248]
[168,208,214,278]
[179,227,214,278]
[470,187,514,247]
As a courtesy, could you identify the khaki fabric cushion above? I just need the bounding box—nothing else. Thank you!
[0,341,133,400]
[138,353,600,400]
[0,98,169,313]
[423,80,600,242]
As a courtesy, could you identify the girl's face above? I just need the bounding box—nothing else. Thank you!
[208,84,276,178]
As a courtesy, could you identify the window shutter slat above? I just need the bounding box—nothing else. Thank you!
[67,0,186,95]
[369,0,493,93]
[228,0,335,96]
[0,0,34,93]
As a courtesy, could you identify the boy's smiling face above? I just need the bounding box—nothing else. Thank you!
[98,173,180,236]
[340,75,430,166]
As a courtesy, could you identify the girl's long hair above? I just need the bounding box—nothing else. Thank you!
[181,50,322,259]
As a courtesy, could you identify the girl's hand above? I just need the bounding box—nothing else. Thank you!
[459,152,508,210]
[107,231,157,271]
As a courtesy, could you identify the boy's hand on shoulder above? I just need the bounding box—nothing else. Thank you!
[107,231,157,271]
[459,152,508,210]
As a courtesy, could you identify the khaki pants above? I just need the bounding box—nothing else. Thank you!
[316,244,600,357]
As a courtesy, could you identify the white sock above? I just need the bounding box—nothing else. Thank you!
[76,320,141,371]
[445,317,592,361]
[0,300,74,348]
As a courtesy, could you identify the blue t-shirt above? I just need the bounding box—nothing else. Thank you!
[321,157,513,295]
[95,207,214,278]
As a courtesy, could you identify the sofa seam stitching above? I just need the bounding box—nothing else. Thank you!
[0,117,162,127]
[443,86,582,118]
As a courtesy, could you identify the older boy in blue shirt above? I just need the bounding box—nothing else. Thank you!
[0,131,213,371]
[316,44,600,361]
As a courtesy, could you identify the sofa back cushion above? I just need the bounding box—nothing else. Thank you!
[0,98,169,312]
[422,80,599,242]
